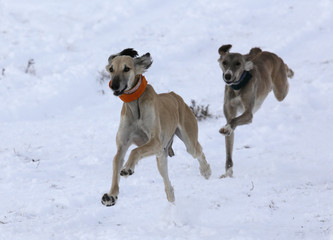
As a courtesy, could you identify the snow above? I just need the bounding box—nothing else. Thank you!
[1,0,333,239]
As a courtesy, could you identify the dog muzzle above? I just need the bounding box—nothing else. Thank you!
[109,75,148,103]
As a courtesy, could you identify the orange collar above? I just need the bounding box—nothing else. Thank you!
[115,75,148,103]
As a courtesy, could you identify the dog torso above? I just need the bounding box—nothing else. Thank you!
[224,51,289,116]
[118,84,183,149]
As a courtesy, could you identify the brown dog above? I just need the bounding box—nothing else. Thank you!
[217,44,294,178]
[101,48,211,206]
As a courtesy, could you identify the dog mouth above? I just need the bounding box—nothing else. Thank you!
[224,74,243,85]
[113,86,126,96]
[223,76,237,85]
[109,78,127,96]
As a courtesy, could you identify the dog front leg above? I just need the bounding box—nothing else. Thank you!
[229,110,253,131]
[220,132,234,178]
[219,101,236,178]
[120,138,162,176]
[220,110,253,136]
[101,143,130,207]
[220,95,236,136]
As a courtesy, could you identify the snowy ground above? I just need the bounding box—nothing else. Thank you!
[1,0,333,239]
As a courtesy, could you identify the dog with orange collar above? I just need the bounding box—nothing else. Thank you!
[101,48,211,206]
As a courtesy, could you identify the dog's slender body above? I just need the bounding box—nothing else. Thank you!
[217,44,294,178]
[101,49,211,206]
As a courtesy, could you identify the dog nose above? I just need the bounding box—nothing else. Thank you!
[225,73,232,81]
[111,81,119,90]
[110,78,120,91]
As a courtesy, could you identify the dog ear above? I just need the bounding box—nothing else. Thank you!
[107,48,139,63]
[108,54,118,63]
[134,53,153,74]
[218,44,232,56]
[245,47,262,61]
[244,47,262,71]
[119,48,139,58]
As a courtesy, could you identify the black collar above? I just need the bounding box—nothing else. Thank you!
[230,71,252,90]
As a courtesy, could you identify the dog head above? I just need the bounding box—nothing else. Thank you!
[218,44,261,85]
[106,48,152,96]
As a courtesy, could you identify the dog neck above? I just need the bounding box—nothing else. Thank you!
[230,71,252,90]
[119,75,148,103]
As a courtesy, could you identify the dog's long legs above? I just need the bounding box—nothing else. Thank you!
[120,137,162,176]
[220,132,234,178]
[101,141,130,207]
[220,106,253,177]
[176,128,211,179]
[156,150,175,202]
[220,98,237,177]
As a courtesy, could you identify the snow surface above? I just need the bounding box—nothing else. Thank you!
[1,0,333,239]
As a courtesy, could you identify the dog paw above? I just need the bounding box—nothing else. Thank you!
[101,193,117,206]
[120,168,134,177]
[220,167,233,178]
[165,186,175,202]
[219,125,233,136]
[200,164,212,179]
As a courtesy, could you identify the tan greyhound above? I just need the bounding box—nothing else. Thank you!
[101,48,211,206]
[217,44,294,178]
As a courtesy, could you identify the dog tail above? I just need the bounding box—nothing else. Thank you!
[285,64,294,79]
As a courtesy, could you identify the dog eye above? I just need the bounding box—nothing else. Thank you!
[123,66,130,72]
[222,61,228,66]
[109,66,114,72]
[235,62,241,66]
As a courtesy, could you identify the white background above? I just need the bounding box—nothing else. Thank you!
[1,0,332,239]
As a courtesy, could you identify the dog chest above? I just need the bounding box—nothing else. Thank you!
[228,95,244,113]
[131,125,149,146]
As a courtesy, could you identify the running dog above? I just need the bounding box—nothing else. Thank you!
[217,44,294,178]
[101,48,211,206]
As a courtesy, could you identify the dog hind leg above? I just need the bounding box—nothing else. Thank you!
[176,128,211,179]
[196,148,211,179]
[272,62,292,102]
[167,138,175,157]
[156,150,175,202]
